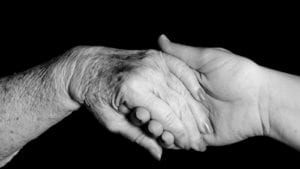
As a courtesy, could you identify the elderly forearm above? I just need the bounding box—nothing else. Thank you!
[0,50,83,165]
[0,46,148,166]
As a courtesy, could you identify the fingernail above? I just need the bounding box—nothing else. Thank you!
[191,89,201,102]
[151,148,162,160]
[161,34,170,42]
[204,122,213,134]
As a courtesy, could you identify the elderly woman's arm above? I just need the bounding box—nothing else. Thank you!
[0,49,80,166]
[0,46,209,167]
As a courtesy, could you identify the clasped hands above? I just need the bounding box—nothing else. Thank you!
[84,48,211,159]
[75,35,266,159]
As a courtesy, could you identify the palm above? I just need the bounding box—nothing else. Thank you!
[199,50,264,146]
[158,36,265,147]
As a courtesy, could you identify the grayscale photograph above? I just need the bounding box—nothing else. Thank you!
[0,2,299,169]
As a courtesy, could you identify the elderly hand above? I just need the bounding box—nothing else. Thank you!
[67,47,211,159]
[118,50,212,150]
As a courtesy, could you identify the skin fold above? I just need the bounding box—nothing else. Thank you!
[118,51,211,150]
[0,46,210,167]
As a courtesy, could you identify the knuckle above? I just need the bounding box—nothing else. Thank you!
[202,48,215,56]
[122,77,144,96]
[145,49,159,56]
[164,113,176,127]
[123,77,137,89]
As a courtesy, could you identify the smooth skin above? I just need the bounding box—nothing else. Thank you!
[139,35,300,151]
[158,35,266,147]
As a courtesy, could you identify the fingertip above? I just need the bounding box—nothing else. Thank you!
[158,150,162,160]
[148,120,163,137]
[149,143,163,160]
[158,34,171,52]
[159,34,170,43]
[136,108,151,123]
[161,131,175,146]
[132,130,163,160]
[155,148,163,160]
[158,37,204,69]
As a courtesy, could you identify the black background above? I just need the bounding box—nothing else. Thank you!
[1,2,299,169]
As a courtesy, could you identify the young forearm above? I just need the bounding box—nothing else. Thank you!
[262,67,300,149]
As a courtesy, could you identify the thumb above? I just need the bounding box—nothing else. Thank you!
[158,35,213,71]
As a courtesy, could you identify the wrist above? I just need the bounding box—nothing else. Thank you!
[61,46,91,104]
[259,66,288,140]
[65,46,110,106]
[50,47,87,111]
[257,66,272,137]
[259,66,300,145]
[63,46,134,110]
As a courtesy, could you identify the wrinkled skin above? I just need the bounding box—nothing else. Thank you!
[120,51,211,149]
[78,48,211,158]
